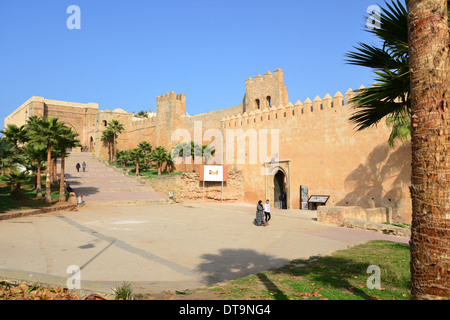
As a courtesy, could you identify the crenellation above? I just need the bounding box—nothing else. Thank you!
[345,88,355,104]
[313,96,322,111]
[264,71,273,80]
[285,102,294,117]
[333,91,344,108]
[322,93,333,109]
[303,97,313,113]
[254,74,263,83]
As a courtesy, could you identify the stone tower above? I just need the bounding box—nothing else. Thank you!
[156,91,186,149]
[243,68,289,113]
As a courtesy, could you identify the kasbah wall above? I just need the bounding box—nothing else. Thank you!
[4,68,412,223]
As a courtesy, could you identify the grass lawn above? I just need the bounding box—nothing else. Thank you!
[0,176,61,213]
[140,240,411,300]
[108,161,182,179]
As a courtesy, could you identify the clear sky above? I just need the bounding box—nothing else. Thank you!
[0,0,402,129]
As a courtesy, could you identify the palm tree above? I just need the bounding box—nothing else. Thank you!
[202,144,216,164]
[345,0,410,143]
[0,139,16,176]
[26,116,66,203]
[101,128,114,162]
[407,0,450,299]
[188,141,203,164]
[107,120,124,163]
[1,124,28,151]
[129,148,145,175]
[55,127,81,202]
[116,150,131,168]
[346,0,450,146]
[138,141,152,164]
[4,171,29,199]
[149,146,170,175]
[23,143,47,197]
[1,124,28,173]
[171,141,191,171]
[386,109,411,147]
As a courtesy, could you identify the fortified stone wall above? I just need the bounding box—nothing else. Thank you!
[3,69,412,223]
[220,84,412,223]
[4,96,99,149]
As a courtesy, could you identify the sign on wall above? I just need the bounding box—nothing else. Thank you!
[200,165,227,182]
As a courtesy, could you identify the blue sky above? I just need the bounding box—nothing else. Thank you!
[0,0,398,126]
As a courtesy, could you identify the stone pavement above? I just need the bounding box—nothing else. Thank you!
[0,199,409,297]
[61,152,170,206]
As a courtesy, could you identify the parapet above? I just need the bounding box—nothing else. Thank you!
[221,86,361,128]
[156,91,186,103]
[245,68,284,85]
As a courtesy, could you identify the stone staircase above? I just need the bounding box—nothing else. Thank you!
[59,152,170,206]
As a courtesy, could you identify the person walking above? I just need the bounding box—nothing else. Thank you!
[264,199,271,225]
[254,200,265,226]
[82,161,87,172]
[76,163,81,172]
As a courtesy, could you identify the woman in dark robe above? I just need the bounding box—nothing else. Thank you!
[254,200,265,226]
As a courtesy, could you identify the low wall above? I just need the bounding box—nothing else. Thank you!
[317,206,392,225]
[142,169,244,202]
[317,205,410,237]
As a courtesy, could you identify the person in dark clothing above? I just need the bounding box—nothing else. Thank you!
[254,200,265,226]
[76,163,81,172]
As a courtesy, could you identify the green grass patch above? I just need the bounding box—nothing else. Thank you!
[181,241,411,300]
[382,222,411,229]
[0,176,61,213]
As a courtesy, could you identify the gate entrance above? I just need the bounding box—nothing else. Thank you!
[274,170,286,209]
[264,160,290,210]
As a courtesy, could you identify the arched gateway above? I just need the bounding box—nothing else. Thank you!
[264,160,290,209]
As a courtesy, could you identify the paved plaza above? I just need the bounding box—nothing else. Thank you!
[0,152,410,296]
[0,200,409,296]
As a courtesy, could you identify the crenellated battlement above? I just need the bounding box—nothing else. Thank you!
[245,68,283,86]
[156,91,186,103]
[221,87,359,128]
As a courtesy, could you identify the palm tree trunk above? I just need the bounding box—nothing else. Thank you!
[53,158,57,186]
[59,150,66,202]
[136,161,140,175]
[45,146,52,203]
[158,163,161,176]
[407,0,450,299]
[36,163,42,198]
[113,135,116,163]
